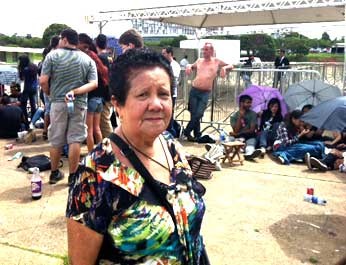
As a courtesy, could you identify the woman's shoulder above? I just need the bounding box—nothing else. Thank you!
[80,138,145,197]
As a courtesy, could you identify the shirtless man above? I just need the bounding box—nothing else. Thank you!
[184,42,233,141]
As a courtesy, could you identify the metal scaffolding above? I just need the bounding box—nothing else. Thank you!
[87,0,345,27]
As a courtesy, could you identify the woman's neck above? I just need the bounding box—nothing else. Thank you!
[115,126,157,154]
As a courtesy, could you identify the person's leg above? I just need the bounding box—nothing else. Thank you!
[86,112,94,152]
[30,107,44,127]
[48,102,67,184]
[93,112,102,146]
[43,93,50,139]
[100,100,113,138]
[20,91,29,122]
[67,105,87,180]
[193,92,209,139]
[258,130,268,148]
[28,91,37,119]
[282,143,323,163]
[50,146,62,171]
[184,89,197,137]
[68,143,81,174]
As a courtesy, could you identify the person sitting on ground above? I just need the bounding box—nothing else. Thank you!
[66,48,206,264]
[272,110,325,165]
[230,94,262,160]
[305,128,346,171]
[0,95,26,138]
[257,98,283,153]
[8,82,22,106]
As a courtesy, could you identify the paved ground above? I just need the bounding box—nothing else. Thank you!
[0,132,345,265]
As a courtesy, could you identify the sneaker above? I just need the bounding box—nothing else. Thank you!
[305,152,312,170]
[310,157,328,172]
[260,147,266,158]
[49,170,64,184]
[272,155,285,164]
[244,149,262,160]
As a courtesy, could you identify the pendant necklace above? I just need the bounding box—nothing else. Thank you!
[121,131,170,172]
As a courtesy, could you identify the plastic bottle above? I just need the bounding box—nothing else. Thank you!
[31,167,42,200]
[303,194,326,205]
[339,152,346,172]
[67,95,74,114]
[219,129,226,143]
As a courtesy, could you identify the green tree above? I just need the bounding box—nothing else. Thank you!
[42,23,70,47]
[321,32,330,41]
[240,34,276,60]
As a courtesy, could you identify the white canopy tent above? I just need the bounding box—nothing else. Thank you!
[88,0,345,28]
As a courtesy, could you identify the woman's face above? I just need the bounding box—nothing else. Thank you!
[116,66,172,138]
[270,103,279,114]
[292,117,303,128]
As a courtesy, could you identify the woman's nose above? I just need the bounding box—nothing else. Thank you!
[148,95,164,110]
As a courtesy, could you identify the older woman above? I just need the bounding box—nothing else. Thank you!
[66,48,207,264]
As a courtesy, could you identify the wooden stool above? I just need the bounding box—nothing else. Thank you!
[222,141,245,166]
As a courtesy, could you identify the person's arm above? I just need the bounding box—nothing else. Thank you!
[218,59,234,78]
[185,60,198,75]
[65,61,98,101]
[39,75,50,95]
[325,131,342,146]
[67,219,103,265]
[230,111,244,136]
[65,80,98,101]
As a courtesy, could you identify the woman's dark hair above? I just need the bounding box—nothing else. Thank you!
[18,54,38,80]
[285,109,303,135]
[267,98,282,116]
[50,35,60,49]
[110,48,173,106]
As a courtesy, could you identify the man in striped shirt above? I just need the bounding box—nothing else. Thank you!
[40,28,98,185]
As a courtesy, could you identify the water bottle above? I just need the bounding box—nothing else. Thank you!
[303,194,326,205]
[219,129,226,143]
[67,94,74,114]
[31,167,42,200]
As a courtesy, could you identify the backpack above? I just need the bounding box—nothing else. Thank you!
[17,154,61,172]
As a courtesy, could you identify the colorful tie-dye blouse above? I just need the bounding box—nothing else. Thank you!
[66,133,206,264]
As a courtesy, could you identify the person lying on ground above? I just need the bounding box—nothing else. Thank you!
[306,128,346,171]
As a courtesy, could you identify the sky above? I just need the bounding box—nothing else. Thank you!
[0,0,344,40]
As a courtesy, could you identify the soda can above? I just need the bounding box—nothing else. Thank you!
[307,187,314,195]
[5,144,13,150]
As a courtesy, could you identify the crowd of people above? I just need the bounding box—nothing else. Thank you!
[0,27,344,264]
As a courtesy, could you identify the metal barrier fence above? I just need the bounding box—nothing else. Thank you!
[175,62,345,133]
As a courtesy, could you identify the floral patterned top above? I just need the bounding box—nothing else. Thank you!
[66,133,206,264]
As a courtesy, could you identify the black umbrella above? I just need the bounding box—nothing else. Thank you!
[301,96,346,131]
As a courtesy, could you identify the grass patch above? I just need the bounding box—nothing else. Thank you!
[309,256,319,264]
[306,53,344,62]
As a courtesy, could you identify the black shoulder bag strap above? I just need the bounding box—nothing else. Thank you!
[109,133,209,265]
[108,133,177,227]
